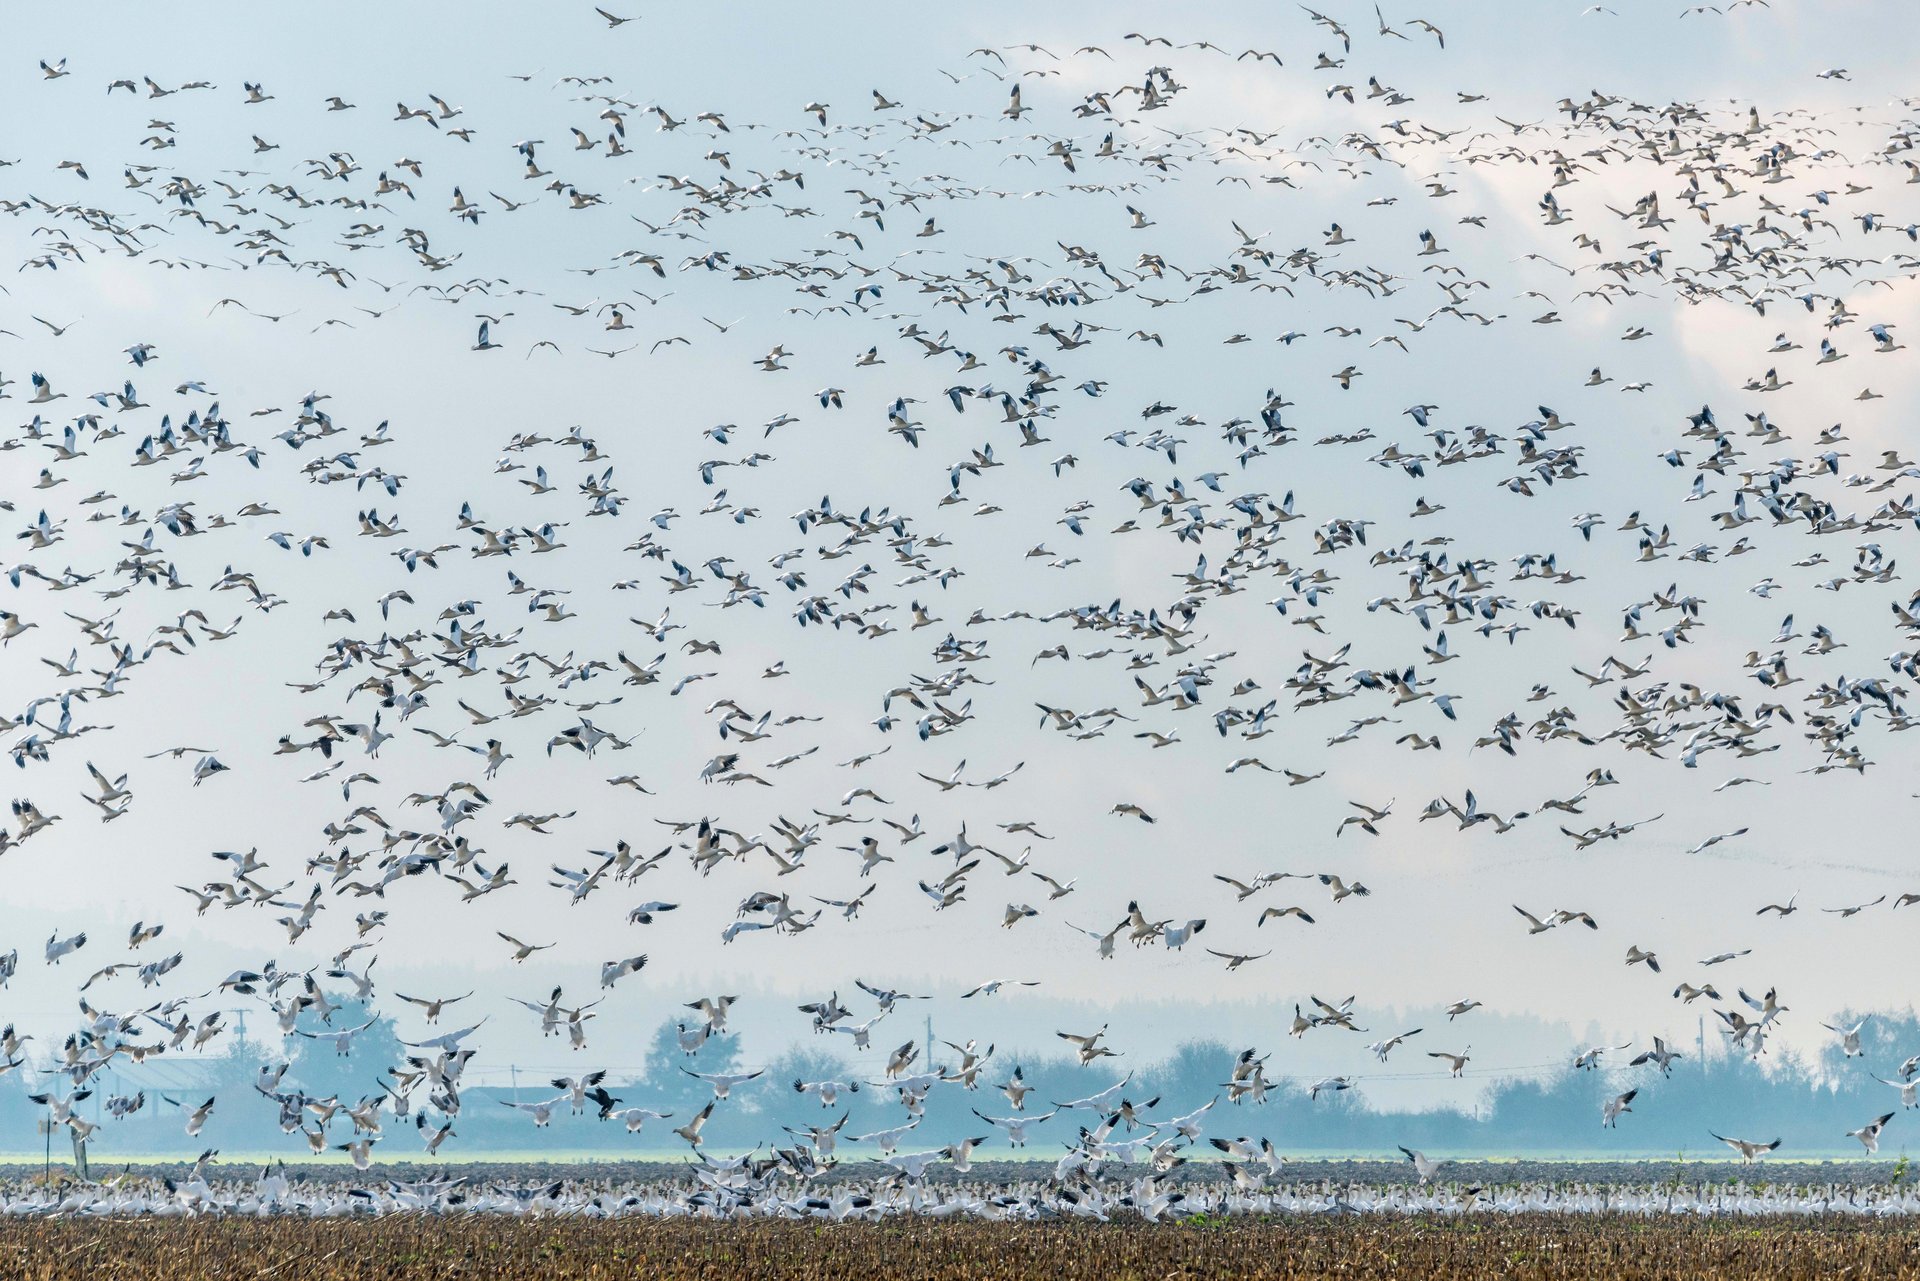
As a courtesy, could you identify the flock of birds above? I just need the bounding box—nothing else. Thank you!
[3,0,1920,1216]
[6,1167,1920,1220]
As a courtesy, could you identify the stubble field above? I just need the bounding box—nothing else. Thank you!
[5,1216,1920,1281]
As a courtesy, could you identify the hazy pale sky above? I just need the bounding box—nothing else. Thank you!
[2,0,1918,1120]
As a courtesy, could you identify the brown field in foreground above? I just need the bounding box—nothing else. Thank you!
[3,1216,1919,1281]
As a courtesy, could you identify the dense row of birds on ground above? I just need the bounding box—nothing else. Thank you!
[10,1167,1920,1220]
[2,1,1919,1210]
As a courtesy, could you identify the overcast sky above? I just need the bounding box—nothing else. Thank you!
[2,0,1917,1118]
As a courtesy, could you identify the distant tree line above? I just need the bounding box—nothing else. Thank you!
[3,1003,1912,1161]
